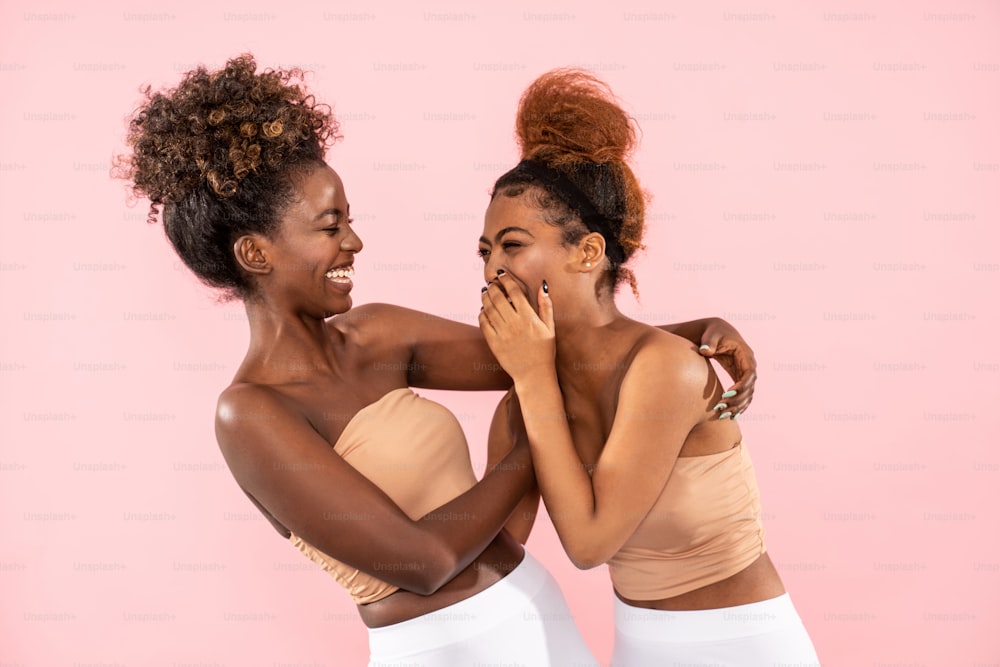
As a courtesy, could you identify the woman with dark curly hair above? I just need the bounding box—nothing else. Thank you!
[478,69,820,665]
[117,55,758,665]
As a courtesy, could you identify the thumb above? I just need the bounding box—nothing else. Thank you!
[699,331,722,357]
[539,280,555,332]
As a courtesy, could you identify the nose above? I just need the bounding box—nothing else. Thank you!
[483,254,504,284]
[343,223,363,254]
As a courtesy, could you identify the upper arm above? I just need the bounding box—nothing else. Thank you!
[352,304,511,390]
[586,338,712,563]
[215,385,452,592]
[486,391,539,544]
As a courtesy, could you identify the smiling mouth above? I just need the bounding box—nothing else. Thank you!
[325,266,354,283]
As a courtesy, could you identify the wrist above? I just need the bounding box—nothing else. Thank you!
[511,367,558,395]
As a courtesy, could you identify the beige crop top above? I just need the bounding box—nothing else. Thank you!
[607,443,766,600]
[288,387,478,605]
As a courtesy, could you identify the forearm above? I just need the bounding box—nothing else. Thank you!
[513,372,605,567]
[505,483,540,545]
[403,313,514,390]
[411,444,534,592]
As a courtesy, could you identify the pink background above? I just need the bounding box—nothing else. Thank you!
[1,1,998,664]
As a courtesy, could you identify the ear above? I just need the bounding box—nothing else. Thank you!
[233,235,272,276]
[577,232,607,272]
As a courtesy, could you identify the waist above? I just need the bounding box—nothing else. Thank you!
[614,589,803,641]
[608,442,766,600]
[616,552,785,611]
[359,531,524,628]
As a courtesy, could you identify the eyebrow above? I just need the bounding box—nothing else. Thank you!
[479,226,534,245]
[313,206,350,223]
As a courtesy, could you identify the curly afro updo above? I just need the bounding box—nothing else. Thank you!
[492,68,646,296]
[116,54,340,300]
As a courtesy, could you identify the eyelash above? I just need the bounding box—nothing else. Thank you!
[323,217,355,235]
[478,242,521,257]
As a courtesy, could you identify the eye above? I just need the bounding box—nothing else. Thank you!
[502,242,521,250]
[477,247,490,259]
[323,227,340,236]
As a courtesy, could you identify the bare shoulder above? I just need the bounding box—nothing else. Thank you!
[624,324,715,397]
[215,382,291,442]
[217,381,277,415]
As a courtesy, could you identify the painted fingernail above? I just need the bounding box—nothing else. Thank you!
[496,269,505,276]
[721,390,737,399]
[719,411,733,420]
[542,280,549,294]
[733,412,741,421]
[482,286,488,293]
[699,345,710,351]
[713,402,728,411]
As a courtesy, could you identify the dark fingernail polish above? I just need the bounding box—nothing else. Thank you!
[497,270,505,276]
[542,280,549,294]
[481,286,488,293]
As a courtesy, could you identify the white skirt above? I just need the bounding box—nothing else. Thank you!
[612,593,820,666]
[367,550,598,666]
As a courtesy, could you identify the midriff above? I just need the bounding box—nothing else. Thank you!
[359,530,524,628]
[616,552,785,611]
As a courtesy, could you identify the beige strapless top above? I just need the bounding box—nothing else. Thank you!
[607,443,766,600]
[288,387,477,604]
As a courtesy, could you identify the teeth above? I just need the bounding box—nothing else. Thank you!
[325,266,354,281]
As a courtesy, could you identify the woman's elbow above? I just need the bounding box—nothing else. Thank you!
[568,554,607,571]
[563,541,613,571]
[396,545,462,596]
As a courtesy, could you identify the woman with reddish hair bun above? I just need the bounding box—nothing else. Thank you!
[118,54,758,665]
[479,69,820,665]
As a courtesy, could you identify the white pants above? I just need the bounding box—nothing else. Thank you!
[367,550,598,666]
[612,593,820,666]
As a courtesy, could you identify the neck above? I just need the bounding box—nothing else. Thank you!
[240,297,345,381]
[552,292,626,375]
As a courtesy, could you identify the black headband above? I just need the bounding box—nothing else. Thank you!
[515,159,626,267]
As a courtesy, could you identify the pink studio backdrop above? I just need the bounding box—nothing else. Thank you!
[1,1,997,665]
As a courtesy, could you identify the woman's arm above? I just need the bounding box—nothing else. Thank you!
[215,384,533,596]
[478,275,709,569]
[485,391,540,545]
[345,303,510,390]
[347,304,756,412]
[508,341,707,568]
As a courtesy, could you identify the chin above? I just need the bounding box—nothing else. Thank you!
[323,298,353,319]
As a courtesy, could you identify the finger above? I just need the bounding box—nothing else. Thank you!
[495,272,531,313]
[481,284,512,324]
[478,306,497,337]
[705,339,746,385]
[731,371,756,417]
[716,372,756,419]
[538,281,555,332]
[698,330,723,357]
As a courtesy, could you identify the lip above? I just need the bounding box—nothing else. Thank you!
[325,263,354,292]
[327,261,353,272]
